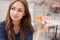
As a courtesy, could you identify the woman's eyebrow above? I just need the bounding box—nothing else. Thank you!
[18,7,23,9]
[11,6,15,8]
[12,6,22,9]
[11,6,24,11]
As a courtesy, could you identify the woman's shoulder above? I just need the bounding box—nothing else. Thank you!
[0,21,6,30]
[0,21,6,27]
[0,21,7,40]
[26,28,33,36]
[25,28,33,40]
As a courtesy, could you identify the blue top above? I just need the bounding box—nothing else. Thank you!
[0,21,33,40]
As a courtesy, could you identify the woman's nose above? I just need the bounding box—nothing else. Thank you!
[14,10,18,15]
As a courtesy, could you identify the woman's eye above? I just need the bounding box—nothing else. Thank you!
[11,8,15,10]
[18,10,22,12]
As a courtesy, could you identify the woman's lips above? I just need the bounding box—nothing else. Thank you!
[13,16,18,18]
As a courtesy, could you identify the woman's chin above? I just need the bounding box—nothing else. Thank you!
[12,18,19,21]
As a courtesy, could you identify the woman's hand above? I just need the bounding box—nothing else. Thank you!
[35,23,46,40]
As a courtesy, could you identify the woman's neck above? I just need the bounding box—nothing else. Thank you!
[13,20,20,26]
[12,20,20,34]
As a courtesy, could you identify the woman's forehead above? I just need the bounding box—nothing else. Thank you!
[11,1,25,9]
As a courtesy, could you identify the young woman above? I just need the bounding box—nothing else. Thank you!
[0,0,34,40]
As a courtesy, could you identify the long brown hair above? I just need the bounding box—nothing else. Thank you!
[5,0,34,40]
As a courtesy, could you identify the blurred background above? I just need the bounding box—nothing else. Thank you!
[0,0,60,40]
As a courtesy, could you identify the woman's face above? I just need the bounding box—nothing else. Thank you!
[10,1,25,21]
